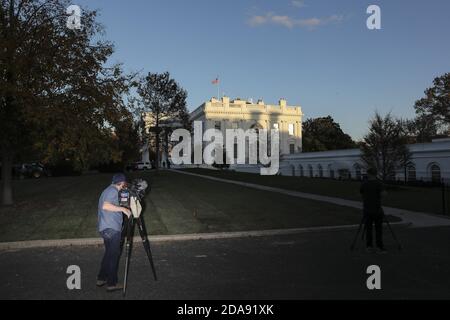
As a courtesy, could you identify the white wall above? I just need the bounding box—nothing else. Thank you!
[281,138,450,183]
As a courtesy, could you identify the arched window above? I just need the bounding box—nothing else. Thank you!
[308,165,313,178]
[354,164,362,180]
[407,165,416,182]
[328,164,335,179]
[299,165,304,177]
[250,123,263,162]
[291,165,296,177]
[318,165,323,178]
[431,164,441,183]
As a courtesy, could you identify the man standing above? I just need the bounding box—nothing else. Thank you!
[97,173,131,292]
[360,168,387,254]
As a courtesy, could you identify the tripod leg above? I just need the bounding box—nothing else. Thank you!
[362,221,367,241]
[119,215,129,255]
[350,216,365,251]
[383,216,402,251]
[123,218,135,296]
[136,216,157,281]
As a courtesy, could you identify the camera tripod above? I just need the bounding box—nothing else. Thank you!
[350,211,402,251]
[120,200,157,296]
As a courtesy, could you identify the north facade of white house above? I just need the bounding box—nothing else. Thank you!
[190,97,303,156]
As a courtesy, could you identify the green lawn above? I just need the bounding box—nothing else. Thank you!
[0,170,367,242]
[181,168,448,215]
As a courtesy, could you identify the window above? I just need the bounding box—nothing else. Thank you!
[407,166,416,182]
[328,165,335,179]
[215,121,221,131]
[234,143,238,159]
[273,123,279,131]
[318,165,323,178]
[354,164,362,180]
[288,123,295,136]
[431,164,441,183]
[308,165,313,178]
[299,165,304,177]
[289,144,295,154]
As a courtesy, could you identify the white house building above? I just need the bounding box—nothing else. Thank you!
[143,96,450,183]
[190,97,303,155]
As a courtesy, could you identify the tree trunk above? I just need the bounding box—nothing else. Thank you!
[164,128,171,169]
[1,149,14,206]
[2,5,16,206]
[155,131,160,170]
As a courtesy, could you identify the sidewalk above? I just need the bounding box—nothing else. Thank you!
[172,169,450,229]
[3,223,411,251]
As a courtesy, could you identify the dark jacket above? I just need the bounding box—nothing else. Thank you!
[360,179,384,216]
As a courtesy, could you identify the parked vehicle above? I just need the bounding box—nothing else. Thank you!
[13,162,51,179]
[133,161,152,170]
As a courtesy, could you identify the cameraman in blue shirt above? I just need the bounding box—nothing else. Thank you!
[97,173,131,292]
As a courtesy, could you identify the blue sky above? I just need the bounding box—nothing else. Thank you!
[76,0,450,140]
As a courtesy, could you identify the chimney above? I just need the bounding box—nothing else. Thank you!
[222,96,230,107]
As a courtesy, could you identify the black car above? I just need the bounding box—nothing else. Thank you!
[13,163,51,179]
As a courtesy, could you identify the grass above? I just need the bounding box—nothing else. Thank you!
[180,168,448,215]
[0,170,367,242]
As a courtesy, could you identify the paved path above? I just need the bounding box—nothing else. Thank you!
[0,222,411,251]
[172,170,450,228]
[0,224,368,251]
[1,226,449,300]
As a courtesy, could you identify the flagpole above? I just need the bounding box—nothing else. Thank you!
[212,77,220,100]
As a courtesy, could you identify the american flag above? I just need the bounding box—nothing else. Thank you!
[212,77,219,85]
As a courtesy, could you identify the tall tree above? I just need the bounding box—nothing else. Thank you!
[0,0,135,205]
[361,113,412,181]
[111,109,141,166]
[302,116,356,152]
[136,72,188,169]
[414,73,450,135]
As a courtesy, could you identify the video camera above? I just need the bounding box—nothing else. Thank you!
[128,178,149,200]
[119,178,149,208]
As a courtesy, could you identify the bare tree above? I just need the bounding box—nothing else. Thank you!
[361,113,412,182]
